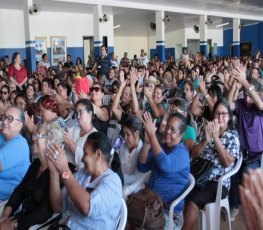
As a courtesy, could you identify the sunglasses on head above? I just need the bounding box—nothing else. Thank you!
[90,87,101,92]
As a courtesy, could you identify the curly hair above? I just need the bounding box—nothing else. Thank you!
[39,95,58,114]
[46,122,64,146]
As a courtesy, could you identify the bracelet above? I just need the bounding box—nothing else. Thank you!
[247,85,255,95]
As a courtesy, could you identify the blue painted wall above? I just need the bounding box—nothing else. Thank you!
[0,48,26,62]
[150,47,175,62]
[67,47,84,66]
[223,22,263,56]
[0,47,84,68]
[223,29,233,56]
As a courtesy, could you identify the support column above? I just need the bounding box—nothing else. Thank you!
[156,11,165,62]
[233,18,240,57]
[23,0,36,73]
[199,15,208,57]
[93,5,103,58]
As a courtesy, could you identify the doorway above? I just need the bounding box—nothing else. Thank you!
[187,39,199,56]
[240,43,252,56]
[83,36,94,66]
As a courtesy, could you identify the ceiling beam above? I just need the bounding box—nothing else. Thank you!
[54,0,263,21]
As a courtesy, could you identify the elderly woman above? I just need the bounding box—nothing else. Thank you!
[46,132,122,229]
[0,122,64,229]
[138,112,190,229]
[182,100,240,230]
[63,99,97,169]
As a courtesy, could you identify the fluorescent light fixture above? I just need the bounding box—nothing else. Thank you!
[113,24,120,29]
[216,22,229,27]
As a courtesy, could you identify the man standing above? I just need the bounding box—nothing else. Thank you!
[0,106,30,205]
[92,45,112,78]
[138,49,149,68]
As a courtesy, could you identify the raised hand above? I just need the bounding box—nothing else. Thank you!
[205,121,213,143]
[119,70,127,88]
[130,67,138,87]
[142,112,157,136]
[232,65,247,85]
[46,141,69,175]
[198,75,206,94]
[239,169,263,230]
[211,118,220,139]
[144,86,153,100]
[79,90,89,99]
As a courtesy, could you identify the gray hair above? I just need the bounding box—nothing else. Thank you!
[7,106,25,124]
[46,122,64,146]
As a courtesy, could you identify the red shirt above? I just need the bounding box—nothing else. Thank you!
[8,65,27,84]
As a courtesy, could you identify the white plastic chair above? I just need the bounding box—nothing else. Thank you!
[122,171,151,200]
[102,95,112,106]
[168,174,195,230]
[116,198,128,230]
[199,155,243,230]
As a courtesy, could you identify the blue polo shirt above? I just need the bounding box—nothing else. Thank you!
[138,143,190,213]
[0,134,30,201]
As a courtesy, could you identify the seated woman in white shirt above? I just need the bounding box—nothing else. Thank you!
[63,99,97,169]
[118,115,144,186]
[46,132,122,230]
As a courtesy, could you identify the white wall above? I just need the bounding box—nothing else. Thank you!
[32,12,93,47]
[185,27,223,46]
[0,9,25,48]
[114,36,148,60]
[0,9,114,49]
[0,8,223,58]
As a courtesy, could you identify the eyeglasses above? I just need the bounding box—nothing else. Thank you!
[33,133,48,139]
[76,109,87,117]
[0,91,8,95]
[214,112,229,118]
[90,87,101,92]
[1,114,22,123]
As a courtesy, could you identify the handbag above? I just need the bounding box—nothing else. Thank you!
[190,158,213,188]
[126,188,164,230]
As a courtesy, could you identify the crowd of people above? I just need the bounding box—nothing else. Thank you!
[0,46,262,229]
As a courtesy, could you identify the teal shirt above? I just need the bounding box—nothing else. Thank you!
[182,125,196,144]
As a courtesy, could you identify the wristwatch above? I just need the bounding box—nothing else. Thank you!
[62,170,70,180]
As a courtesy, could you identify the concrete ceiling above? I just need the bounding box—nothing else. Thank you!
[1,0,262,36]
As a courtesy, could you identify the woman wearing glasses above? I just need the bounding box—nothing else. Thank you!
[0,106,30,219]
[63,99,97,169]
[90,83,110,133]
[0,85,10,104]
[0,122,66,229]
[182,100,240,230]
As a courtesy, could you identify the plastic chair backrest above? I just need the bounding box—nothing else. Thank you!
[168,174,195,230]
[116,198,128,230]
[214,154,243,205]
